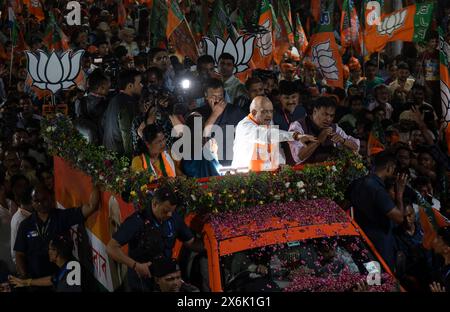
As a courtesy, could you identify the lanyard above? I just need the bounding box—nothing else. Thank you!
[152,218,174,238]
[36,217,51,240]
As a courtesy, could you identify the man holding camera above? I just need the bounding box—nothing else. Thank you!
[106,187,203,292]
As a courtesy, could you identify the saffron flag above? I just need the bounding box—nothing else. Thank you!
[417,188,450,250]
[367,117,385,156]
[273,0,294,64]
[8,6,28,52]
[169,18,199,63]
[166,0,184,39]
[253,0,276,69]
[309,0,344,89]
[440,27,450,156]
[340,0,362,55]
[23,0,45,22]
[294,13,308,58]
[117,0,127,27]
[364,2,434,54]
[439,27,450,126]
[43,13,70,51]
[149,0,184,48]
[311,0,321,23]
[208,0,239,40]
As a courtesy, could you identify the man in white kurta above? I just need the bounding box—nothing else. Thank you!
[232,96,316,171]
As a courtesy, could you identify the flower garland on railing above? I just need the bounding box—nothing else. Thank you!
[41,115,368,214]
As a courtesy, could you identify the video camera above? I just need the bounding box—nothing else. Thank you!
[92,55,120,88]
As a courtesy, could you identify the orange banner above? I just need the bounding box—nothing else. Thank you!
[54,156,134,291]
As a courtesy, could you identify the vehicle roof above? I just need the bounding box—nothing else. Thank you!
[196,199,359,256]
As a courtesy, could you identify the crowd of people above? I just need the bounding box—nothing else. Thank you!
[0,0,450,292]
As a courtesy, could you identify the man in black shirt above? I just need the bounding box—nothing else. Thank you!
[349,151,407,270]
[74,69,111,144]
[106,187,203,292]
[14,184,100,280]
[193,78,246,166]
[102,69,143,157]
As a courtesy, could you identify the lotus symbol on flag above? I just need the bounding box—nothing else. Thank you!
[256,20,273,57]
[312,40,339,81]
[377,9,407,36]
[25,49,84,94]
[203,36,255,73]
[441,80,450,123]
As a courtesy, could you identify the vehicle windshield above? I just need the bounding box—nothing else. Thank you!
[220,235,398,292]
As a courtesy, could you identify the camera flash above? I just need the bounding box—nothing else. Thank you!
[181,79,191,90]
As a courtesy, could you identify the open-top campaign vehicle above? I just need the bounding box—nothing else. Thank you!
[174,199,400,292]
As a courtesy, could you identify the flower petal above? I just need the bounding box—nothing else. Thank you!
[223,37,239,65]
[242,36,255,64]
[62,81,75,89]
[46,82,62,94]
[203,37,217,62]
[215,37,225,63]
[234,36,244,64]
[236,64,248,73]
[37,50,49,83]
[60,51,71,80]
[67,50,85,80]
[314,40,330,53]
[25,51,42,82]
[46,51,64,83]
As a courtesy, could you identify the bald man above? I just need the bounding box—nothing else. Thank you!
[231,96,317,171]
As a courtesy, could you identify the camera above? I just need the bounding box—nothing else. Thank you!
[156,89,176,114]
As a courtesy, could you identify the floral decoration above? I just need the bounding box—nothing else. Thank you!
[41,115,367,213]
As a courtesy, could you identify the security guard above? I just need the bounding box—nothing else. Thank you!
[13,184,100,283]
[106,186,203,292]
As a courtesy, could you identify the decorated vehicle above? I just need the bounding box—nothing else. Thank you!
[174,199,400,292]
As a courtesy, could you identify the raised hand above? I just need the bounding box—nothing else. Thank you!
[430,282,446,293]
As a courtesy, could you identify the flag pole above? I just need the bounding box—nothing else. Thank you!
[360,1,366,78]
[9,44,14,86]
[377,51,380,71]
[8,24,14,86]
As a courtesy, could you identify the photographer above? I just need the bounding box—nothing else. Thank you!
[131,67,183,155]
[106,187,203,292]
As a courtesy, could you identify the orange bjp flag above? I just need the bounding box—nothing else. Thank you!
[364,2,434,54]
[23,0,45,22]
[252,0,276,69]
[166,0,184,39]
[309,0,343,89]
